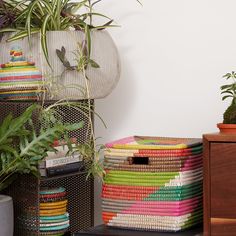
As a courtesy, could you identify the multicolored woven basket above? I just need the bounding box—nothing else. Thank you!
[0,46,44,100]
[20,187,70,235]
[39,187,70,235]
[102,136,203,232]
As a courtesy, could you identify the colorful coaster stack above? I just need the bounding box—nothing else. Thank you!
[39,187,70,235]
[102,136,203,232]
[0,46,44,100]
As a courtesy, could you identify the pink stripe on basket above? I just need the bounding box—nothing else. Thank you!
[122,206,198,216]
[127,197,200,207]
[0,74,42,81]
[106,136,135,148]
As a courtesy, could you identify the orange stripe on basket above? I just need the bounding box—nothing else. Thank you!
[102,185,160,201]
[102,212,117,224]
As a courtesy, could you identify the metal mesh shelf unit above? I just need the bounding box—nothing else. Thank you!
[0,100,94,236]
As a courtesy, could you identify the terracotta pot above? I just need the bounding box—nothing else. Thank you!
[217,123,236,133]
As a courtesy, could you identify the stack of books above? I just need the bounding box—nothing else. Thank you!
[39,143,84,177]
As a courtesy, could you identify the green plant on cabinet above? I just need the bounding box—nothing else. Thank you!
[221,71,236,124]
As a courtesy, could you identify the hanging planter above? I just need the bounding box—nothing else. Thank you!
[0,30,121,100]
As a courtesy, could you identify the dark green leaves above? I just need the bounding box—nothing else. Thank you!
[56,46,75,70]
[89,59,100,68]
[221,71,236,102]
[0,103,84,191]
[56,45,100,72]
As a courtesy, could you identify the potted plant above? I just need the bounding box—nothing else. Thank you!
[0,0,121,100]
[217,71,236,133]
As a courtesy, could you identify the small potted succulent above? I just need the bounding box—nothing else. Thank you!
[217,71,236,133]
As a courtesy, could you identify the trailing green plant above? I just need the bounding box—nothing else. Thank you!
[39,98,107,179]
[0,104,84,191]
[221,71,236,124]
[55,40,108,178]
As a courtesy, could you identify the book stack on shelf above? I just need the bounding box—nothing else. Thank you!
[39,141,84,177]
[40,187,70,235]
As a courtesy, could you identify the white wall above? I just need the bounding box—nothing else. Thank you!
[94,0,236,225]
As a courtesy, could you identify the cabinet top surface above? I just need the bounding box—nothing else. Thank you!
[203,132,236,142]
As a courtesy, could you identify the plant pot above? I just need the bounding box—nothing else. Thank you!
[0,30,121,100]
[217,123,236,133]
[0,195,13,236]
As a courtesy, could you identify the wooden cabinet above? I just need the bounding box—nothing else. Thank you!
[203,133,236,236]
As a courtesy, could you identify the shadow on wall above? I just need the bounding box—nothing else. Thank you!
[95,51,137,142]
[94,49,137,226]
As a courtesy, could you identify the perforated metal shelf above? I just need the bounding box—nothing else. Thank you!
[1,100,94,236]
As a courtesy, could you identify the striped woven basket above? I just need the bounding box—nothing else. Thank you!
[0,46,45,101]
[102,136,203,232]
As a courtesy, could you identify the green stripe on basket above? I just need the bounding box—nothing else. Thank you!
[147,185,202,196]
[106,170,179,177]
[157,181,202,191]
[0,81,43,86]
[105,180,174,187]
[149,182,202,194]
[145,182,202,201]
[145,191,203,201]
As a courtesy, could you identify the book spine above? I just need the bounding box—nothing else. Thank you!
[46,161,84,177]
[45,154,82,168]
[40,168,46,177]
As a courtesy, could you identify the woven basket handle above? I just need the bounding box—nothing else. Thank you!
[130,156,149,165]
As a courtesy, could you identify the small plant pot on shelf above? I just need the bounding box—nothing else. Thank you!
[0,195,13,236]
[217,123,236,134]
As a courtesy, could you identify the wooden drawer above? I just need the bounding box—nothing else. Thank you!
[210,143,236,219]
[211,218,236,236]
[203,134,236,236]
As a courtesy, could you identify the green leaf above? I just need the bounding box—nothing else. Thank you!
[80,12,112,20]
[0,104,37,147]
[0,28,19,33]
[222,95,233,100]
[41,14,52,68]
[7,28,40,42]
[89,59,100,68]
[221,90,234,95]
[221,84,232,90]
[26,0,41,45]
[64,121,84,131]
[56,49,65,63]
[85,24,91,57]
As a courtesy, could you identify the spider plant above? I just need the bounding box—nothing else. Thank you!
[0,0,115,66]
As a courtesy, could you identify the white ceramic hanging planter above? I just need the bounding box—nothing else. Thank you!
[0,30,121,100]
